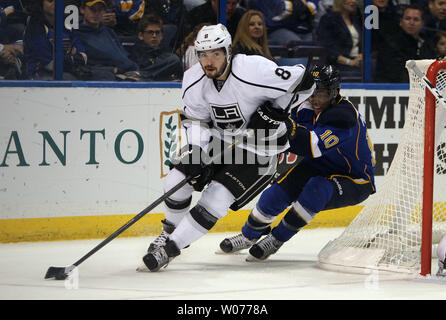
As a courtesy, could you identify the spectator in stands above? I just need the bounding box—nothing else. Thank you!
[185,0,246,39]
[317,0,363,78]
[23,0,90,80]
[176,22,210,70]
[0,0,27,43]
[232,9,273,60]
[371,0,402,54]
[0,42,22,79]
[145,0,189,50]
[77,0,139,80]
[101,0,145,37]
[314,0,333,25]
[422,0,446,40]
[374,4,436,82]
[371,0,400,51]
[434,30,446,57]
[370,0,400,79]
[0,4,9,43]
[249,0,316,45]
[129,13,182,81]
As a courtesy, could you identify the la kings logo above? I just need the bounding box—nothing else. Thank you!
[211,103,246,132]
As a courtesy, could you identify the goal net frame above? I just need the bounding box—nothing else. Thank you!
[318,59,446,276]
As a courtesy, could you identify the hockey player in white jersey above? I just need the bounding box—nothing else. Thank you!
[140,23,315,272]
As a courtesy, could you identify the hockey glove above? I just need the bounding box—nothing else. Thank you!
[248,101,288,131]
[170,144,214,191]
[246,101,288,144]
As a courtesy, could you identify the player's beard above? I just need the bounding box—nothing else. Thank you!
[203,60,228,79]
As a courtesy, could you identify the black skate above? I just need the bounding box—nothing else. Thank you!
[247,233,283,261]
[142,239,181,272]
[147,219,175,253]
[219,233,258,253]
[219,227,271,254]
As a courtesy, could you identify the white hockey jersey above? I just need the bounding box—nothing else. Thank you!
[180,54,314,156]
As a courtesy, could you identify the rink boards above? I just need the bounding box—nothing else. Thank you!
[0,82,409,242]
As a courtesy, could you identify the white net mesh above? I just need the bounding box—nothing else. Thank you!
[318,60,446,274]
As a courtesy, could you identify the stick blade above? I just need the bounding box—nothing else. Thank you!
[45,266,71,280]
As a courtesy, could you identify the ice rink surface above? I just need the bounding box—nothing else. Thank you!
[1,227,446,301]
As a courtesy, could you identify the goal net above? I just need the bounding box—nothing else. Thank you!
[318,60,446,275]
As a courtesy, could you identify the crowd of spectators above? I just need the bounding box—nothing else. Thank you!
[0,0,445,82]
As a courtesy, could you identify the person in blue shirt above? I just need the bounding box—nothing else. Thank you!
[76,0,139,80]
[23,0,89,80]
[219,64,376,261]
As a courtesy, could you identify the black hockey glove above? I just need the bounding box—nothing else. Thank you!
[248,101,288,130]
[247,101,288,131]
[246,101,288,144]
[170,144,214,191]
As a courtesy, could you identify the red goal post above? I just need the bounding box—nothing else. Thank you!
[421,59,446,275]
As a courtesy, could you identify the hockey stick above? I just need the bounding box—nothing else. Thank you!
[44,139,241,280]
[282,56,314,114]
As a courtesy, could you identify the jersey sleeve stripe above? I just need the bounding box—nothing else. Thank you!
[182,74,206,99]
[328,174,371,185]
[230,71,287,92]
[310,131,322,158]
[354,109,361,161]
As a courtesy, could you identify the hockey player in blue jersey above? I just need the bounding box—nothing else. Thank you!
[219,64,376,261]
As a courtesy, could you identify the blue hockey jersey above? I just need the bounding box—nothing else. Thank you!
[288,95,376,192]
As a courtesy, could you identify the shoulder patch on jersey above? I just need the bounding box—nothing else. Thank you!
[317,100,357,129]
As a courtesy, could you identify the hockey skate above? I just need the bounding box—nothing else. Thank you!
[142,239,181,272]
[218,227,271,254]
[219,233,259,254]
[246,233,283,261]
[147,219,175,253]
[437,260,446,277]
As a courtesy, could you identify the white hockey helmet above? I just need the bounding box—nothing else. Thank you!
[194,24,232,63]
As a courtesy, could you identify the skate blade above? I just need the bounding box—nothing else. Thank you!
[136,264,150,273]
[245,254,267,262]
[214,249,246,255]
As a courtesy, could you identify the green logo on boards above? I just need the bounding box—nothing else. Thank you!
[159,110,182,177]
